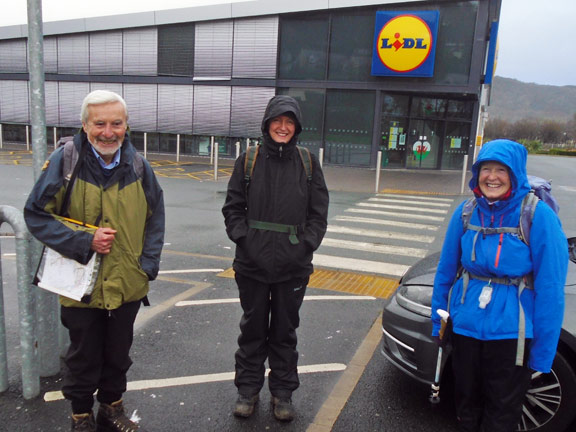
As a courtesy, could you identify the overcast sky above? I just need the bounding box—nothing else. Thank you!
[2,0,575,87]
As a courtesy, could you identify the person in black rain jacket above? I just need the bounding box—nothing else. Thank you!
[222,95,329,422]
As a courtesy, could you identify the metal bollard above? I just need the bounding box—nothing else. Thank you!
[214,142,219,180]
[235,141,240,159]
[0,205,39,399]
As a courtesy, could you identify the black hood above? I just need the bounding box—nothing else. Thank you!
[261,95,303,139]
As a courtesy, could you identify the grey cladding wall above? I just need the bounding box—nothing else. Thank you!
[232,16,278,79]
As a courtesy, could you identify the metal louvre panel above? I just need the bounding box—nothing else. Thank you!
[90,31,123,75]
[58,81,90,127]
[193,85,231,136]
[232,16,278,79]
[123,84,158,131]
[45,81,59,126]
[58,35,89,74]
[123,28,158,76]
[0,80,29,122]
[230,86,275,137]
[0,39,27,73]
[194,21,232,79]
[158,84,193,134]
[89,82,123,95]
[44,37,58,73]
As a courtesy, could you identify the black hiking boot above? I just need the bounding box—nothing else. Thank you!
[233,394,259,418]
[271,396,295,422]
[96,400,143,431]
[71,412,96,431]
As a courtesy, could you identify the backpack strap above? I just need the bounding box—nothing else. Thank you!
[243,145,259,198]
[296,145,313,184]
[461,197,476,233]
[519,191,539,246]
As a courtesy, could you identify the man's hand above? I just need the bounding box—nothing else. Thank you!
[91,227,117,255]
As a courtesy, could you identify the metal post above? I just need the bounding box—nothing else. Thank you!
[0,240,6,392]
[214,141,219,181]
[176,134,180,163]
[144,132,147,159]
[460,155,469,195]
[246,138,250,149]
[0,124,3,149]
[210,136,214,165]
[53,127,57,151]
[319,148,324,169]
[26,125,30,151]
[235,141,240,159]
[0,205,39,399]
[27,0,59,378]
[375,151,382,194]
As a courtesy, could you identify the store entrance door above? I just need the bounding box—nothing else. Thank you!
[405,119,442,169]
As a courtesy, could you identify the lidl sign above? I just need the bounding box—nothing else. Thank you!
[371,11,439,77]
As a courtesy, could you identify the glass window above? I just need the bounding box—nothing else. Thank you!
[158,23,195,76]
[279,14,329,80]
[382,93,409,116]
[324,90,375,167]
[278,88,325,156]
[433,1,478,85]
[441,121,471,169]
[410,97,447,118]
[328,12,375,82]
[446,100,474,120]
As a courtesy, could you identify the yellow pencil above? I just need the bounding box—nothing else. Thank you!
[61,216,98,230]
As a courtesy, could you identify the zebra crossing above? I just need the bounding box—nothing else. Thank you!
[314,193,456,278]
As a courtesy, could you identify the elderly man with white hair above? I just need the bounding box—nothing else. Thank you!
[25,90,165,432]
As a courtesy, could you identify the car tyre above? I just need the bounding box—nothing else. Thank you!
[517,351,576,432]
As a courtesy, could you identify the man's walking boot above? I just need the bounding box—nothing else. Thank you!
[271,396,295,422]
[96,399,143,431]
[71,412,96,432]
[233,393,259,418]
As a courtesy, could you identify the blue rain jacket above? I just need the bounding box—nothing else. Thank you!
[431,140,567,372]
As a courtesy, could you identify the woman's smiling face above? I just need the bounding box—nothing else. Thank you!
[478,161,511,202]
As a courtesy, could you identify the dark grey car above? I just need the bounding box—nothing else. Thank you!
[381,238,576,432]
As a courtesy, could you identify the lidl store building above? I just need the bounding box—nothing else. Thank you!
[0,0,501,170]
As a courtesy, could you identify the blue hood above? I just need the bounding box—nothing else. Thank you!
[469,139,531,209]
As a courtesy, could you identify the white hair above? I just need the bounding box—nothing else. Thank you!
[80,90,128,123]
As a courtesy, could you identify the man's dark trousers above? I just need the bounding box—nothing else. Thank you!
[234,273,308,399]
[60,300,141,414]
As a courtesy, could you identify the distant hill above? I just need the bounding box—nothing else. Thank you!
[487,76,576,123]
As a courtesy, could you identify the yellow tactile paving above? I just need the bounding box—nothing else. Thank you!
[217,267,399,299]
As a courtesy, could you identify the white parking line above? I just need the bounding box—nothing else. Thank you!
[368,197,452,207]
[321,238,427,258]
[327,225,435,243]
[313,254,409,277]
[175,295,376,307]
[346,208,445,222]
[357,202,448,214]
[334,215,439,231]
[43,363,347,402]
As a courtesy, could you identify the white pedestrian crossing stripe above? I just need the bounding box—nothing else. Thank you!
[357,202,449,214]
[334,215,439,231]
[313,254,409,277]
[321,238,427,258]
[327,225,434,243]
[346,207,445,222]
[318,193,455,278]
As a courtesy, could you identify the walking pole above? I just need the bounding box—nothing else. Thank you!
[429,309,450,404]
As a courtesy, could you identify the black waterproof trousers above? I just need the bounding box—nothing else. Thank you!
[451,333,532,432]
[234,273,308,399]
[60,301,140,414]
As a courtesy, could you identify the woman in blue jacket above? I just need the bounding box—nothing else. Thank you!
[431,139,567,432]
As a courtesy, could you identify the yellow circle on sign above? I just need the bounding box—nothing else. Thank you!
[376,15,432,73]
